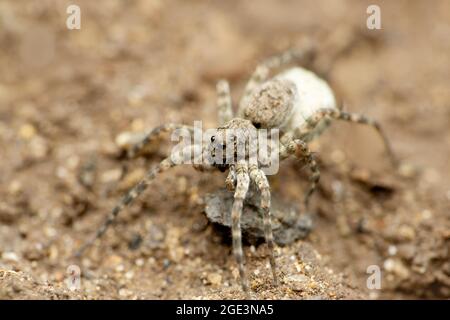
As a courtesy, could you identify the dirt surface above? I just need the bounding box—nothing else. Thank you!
[0,0,449,299]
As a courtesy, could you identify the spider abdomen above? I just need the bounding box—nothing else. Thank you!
[243,67,336,141]
[276,67,336,138]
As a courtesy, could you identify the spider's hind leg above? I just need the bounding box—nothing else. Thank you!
[280,139,321,210]
[293,108,398,167]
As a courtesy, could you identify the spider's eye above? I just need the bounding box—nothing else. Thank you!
[210,135,216,142]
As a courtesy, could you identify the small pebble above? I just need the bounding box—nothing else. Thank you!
[29,136,49,159]
[206,273,222,286]
[119,288,132,297]
[19,123,36,140]
[101,168,122,183]
[285,274,309,292]
[163,259,171,269]
[420,209,432,220]
[398,163,417,178]
[115,131,146,150]
[105,255,123,268]
[8,180,23,195]
[384,258,410,279]
[115,264,125,273]
[2,252,20,262]
[388,245,397,256]
[135,258,144,267]
[397,225,415,241]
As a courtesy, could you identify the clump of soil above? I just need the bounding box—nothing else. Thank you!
[204,188,313,246]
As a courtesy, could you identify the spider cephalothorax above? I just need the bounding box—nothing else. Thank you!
[76,48,397,292]
[208,119,259,170]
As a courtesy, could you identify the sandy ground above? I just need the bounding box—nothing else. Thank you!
[0,0,449,299]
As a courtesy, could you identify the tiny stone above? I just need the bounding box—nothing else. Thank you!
[49,245,59,262]
[420,209,432,220]
[397,225,415,241]
[101,169,122,183]
[206,273,222,286]
[384,259,395,272]
[67,155,80,169]
[2,252,20,262]
[44,227,57,238]
[19,123,36,140]
[128,233,142,250]
[397,244,416,259]
[383,258,409,279]
[128,86,147,106]
[337,215,351,237]
[163,259,171,269]
[131,119,145,132]
[29,136,49,159]
[115,264,125,273]
[8,180,23,195]
[135,258,145,267]
[147,224,166,249]
[398,163,417,178]
[105,255,123,268]
[82,258,92,268]
[177,176,188,194]
[388,245,397,256]
[119,288,132,297]
[331,180,344,200]
[115,132,146,150]
[369,291,380,300]
[231,268,239,279]
[285,274,309,292]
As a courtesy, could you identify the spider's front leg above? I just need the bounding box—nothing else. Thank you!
[127,124,196,158]
[280,139,321,209]
[231,161,250,291]
[249,165,278,285]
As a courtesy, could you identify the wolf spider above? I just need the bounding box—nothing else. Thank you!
[76,48,396,292]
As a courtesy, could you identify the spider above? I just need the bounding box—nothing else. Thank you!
[76,47,397,292]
